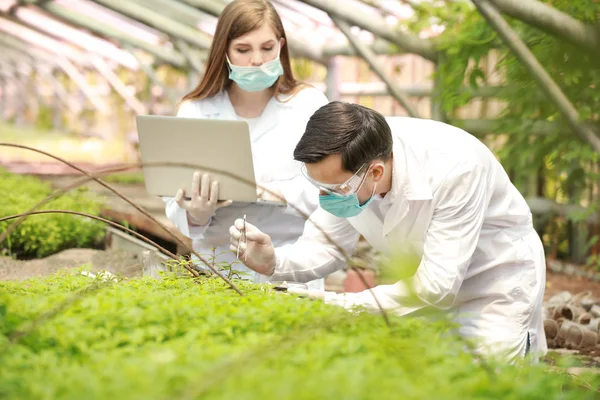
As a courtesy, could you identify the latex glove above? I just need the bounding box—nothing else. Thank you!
[175,172,232,226]
[229,218,276,275]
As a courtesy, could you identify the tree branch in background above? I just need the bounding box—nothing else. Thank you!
[473,0,600,153]
[332,16,420,118]
[489,0,600,56]
[299,0,437,61]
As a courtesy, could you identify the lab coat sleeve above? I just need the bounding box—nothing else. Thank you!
[271,207,361,282]
[160,100,212,239]
[323,164,490,314]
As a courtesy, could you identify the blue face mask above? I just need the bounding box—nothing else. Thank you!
[226,48,284,92]
[319,184,377,218]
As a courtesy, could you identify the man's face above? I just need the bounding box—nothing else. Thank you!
[305,154,379,205]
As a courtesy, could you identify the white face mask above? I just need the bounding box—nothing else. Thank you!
[226,46,284,92]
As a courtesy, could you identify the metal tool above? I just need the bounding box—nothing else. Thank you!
[236,214,247,261]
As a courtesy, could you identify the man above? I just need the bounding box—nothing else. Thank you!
[229,101,547,361]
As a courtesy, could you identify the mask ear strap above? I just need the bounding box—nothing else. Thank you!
[370,182,378,197]
[262,42,282,67]
[225,54,233,73]
[367,164,384,197]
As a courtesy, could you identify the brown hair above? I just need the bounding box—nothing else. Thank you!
[179,0,304,105]
[294,102,393,173]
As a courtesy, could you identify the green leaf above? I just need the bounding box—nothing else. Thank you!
[468,67,486,89]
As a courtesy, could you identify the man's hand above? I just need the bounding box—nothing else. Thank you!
[229,219,276,275]
[175,172,232,226]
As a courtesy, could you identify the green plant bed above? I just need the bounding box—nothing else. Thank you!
[0,169,105,258]
[0,272,597,400]
[104,171,146,185]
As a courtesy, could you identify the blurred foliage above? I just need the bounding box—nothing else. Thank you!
[404,0,600,266]
[0,122,132,164]
[291,58,327,82]
[291,57,314,80]
[0,169,105,259]
[35,104,54,131]
[103,171,146,185]
[0,271,598,400]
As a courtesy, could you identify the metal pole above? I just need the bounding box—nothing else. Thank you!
[325,56,340,101]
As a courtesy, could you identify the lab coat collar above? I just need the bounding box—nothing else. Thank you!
[389,136,433,203]
[350,135,433,239]
[200,91,235,118]
[201,90,283,135]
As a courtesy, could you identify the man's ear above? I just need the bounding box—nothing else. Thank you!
[371,164,386,183]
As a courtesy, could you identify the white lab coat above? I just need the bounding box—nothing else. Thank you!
[163,87,328,289]
[271,117,547,361]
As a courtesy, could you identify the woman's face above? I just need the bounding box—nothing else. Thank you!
[227,23,284,67]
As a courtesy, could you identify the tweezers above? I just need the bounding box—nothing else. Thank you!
[236,214,247,261]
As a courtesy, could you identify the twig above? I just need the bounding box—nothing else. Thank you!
[546,366,600,393]
[0,144,242,295]
[562,372,600,393]
[0,145,392,324]
[0,210,180,261]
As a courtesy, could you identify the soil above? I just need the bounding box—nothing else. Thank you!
[0,248,143,281]
[545,270,600,300]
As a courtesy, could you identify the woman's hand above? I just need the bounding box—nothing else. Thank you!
[175,172,232,226]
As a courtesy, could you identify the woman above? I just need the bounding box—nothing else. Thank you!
[163,0,328,289]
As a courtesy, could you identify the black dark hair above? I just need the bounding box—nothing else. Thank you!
[293,101,393,173]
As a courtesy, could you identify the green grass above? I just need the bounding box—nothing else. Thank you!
[0,121,133,164]
[0,271,598,400]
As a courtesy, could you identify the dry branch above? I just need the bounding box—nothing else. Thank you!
[332,16,420,118]
[0,210,179,261]
[0,149,391,324]
[0,143,243,295]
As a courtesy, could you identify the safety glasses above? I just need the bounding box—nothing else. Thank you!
[301,162,370,197]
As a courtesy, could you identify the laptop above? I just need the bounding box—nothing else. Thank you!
[136,115,285,206]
